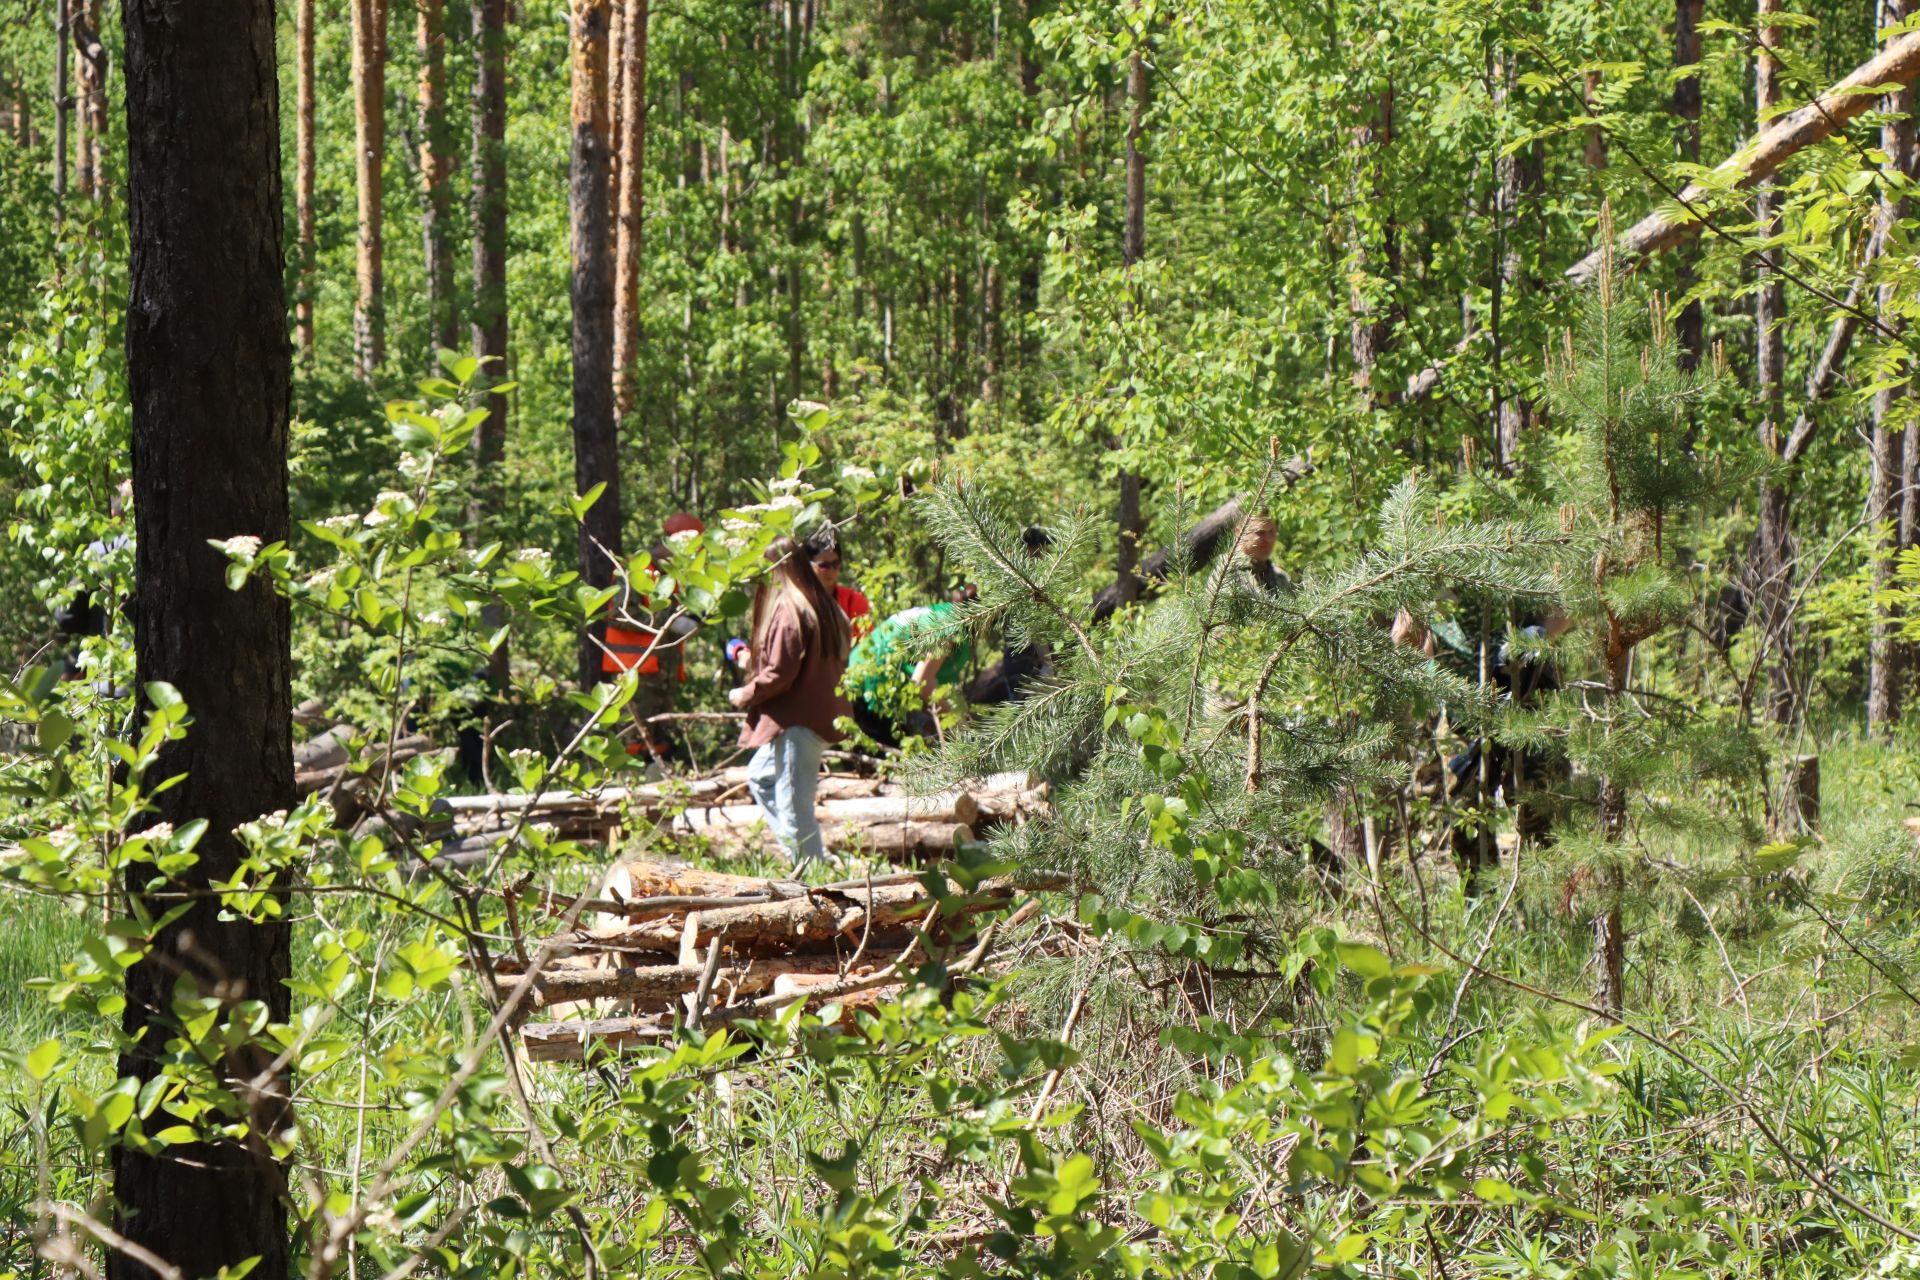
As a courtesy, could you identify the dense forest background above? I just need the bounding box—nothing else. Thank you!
[7,0,1920,1276]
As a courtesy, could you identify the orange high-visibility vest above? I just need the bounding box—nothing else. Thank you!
[602,624,661,674]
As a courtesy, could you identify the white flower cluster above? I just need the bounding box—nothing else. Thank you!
[363,490,414,527]
[303,566,337,590]
[220,535,263,559]
[142,822,175,843]
[513,547,553,568]
[666,529,701,552]
[397,453,431,482]
[317,513,359,533]
[769,476,806,493]
[841,463,877,483]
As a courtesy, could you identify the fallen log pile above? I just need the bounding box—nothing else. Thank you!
[512,859,1063,1062]
[439,769,1048,864]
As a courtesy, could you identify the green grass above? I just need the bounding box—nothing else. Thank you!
[0,890,94,1055]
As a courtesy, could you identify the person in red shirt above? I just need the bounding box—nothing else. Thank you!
[804,526,872,638]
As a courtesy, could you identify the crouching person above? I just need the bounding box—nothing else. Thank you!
[727,537,853,867]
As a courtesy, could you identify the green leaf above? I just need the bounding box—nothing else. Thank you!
[37,710,74,752]
[1336,941,1391,980]
[25,1038,60,1080]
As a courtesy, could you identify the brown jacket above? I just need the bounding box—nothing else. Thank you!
[736,601,852,750]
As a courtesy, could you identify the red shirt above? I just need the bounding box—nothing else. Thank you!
[834,584,873,638]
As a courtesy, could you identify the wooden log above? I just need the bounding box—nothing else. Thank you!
[973,786,1051,824]
[603,860,808,902]
[666,792,981,833]
[551,871,1053,959]
[827,820,974,860]
[293,724,355,773]
[527,953,867,1010]
[294,733,438,795]
[521,972,904,1059]
[1566,30,1920,285]
[522,1016,669,1063]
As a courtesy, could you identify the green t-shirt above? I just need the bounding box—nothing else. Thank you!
[850,602,972,703]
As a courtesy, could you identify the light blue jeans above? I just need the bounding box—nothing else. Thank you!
[746,726,827,866]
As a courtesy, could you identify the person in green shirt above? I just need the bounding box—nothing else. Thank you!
[847,592,974,747]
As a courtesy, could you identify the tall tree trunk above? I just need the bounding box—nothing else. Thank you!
[1674,0,1704,370]
[1113,48,1147,604]
[296,0,317,357]
[570,0,621,689]
[115,0,293,1275]
[1593,644,1630,1016]
[1583,68,1607,170]
[1349,83,1396,399]
[471,0,510,689]
[351,0,389,380]
[612,0,649,418]
[419,0,457,354]
[70,2,87,196]
[1873,0,1913,735]
[53,0,67,200]
[1753,0,1796,730]
[1493,43,1541,473]
[72,0,102,199]
[13,68,29,147]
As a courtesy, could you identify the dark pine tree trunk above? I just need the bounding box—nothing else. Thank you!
[296,0,316,356]
[1492,36,1541,473]
[612,0,649,418]
[350,0,388,380]
[1113,48,1147,604]
[1753,0,1796,730]
[419,0,457,354]
[1673,0,1704,370]
[53,0,67,199]
[114,0,294,1276]
[570,0,622,689]
[472,0,511,688]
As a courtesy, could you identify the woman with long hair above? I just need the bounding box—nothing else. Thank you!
[727,536,852,866]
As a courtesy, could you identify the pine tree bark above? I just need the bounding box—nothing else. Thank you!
[1113,48,1147,604]
[351,0,389,380]
[612,0,650,418]
[418,0,457,354]
[1594,644,1631,1016]
[1349,83,1396,399]
[1673,0,1704,370]
[71,3,88,197]
[1583,69,1607,170]
[570,0,622,689]
[115,0,293,1275]
[296,0,317,356]
[1753,0,1796,729]
[72,0,103,199]
[472,0,510,688]
[13,68,29,147]
[53,0,67,199]
[1873,0,1914,735]
[1493,40,1541,473]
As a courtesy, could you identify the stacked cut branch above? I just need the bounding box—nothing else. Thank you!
[294,724,448,829]
[438,768,1049,861]
[512,860,1063,1061]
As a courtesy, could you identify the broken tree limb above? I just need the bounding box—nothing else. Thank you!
[524,952,858,1010]
[1782,226,1885,465]
[521,1016,670,1062]
[549,871,1064,960]
[665,792,982,834]
[602,860,808,902]
[1566,30,1920,285]
[699,819,977,862]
